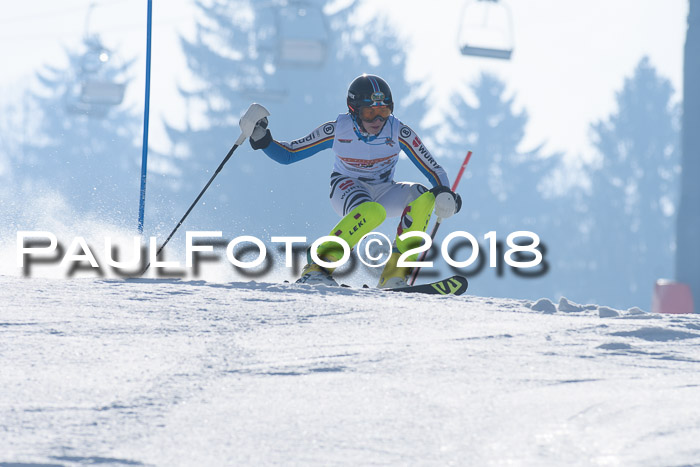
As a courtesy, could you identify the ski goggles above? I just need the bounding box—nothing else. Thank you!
[358,105,392,122]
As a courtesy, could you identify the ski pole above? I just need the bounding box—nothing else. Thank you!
[141,103,270,275]
[408,150,472,286]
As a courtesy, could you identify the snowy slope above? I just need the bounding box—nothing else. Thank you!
[2,276,700,466]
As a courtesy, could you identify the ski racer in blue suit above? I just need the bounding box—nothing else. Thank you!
[248,74,461,287]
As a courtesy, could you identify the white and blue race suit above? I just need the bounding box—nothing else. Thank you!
[261,113,450,218]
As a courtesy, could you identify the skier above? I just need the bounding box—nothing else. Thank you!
[248,74,461,287]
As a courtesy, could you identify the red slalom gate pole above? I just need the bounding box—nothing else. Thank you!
[408,150,472,286]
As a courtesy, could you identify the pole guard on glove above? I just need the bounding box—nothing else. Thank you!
[250,117,272,150]
[430,185,462,219]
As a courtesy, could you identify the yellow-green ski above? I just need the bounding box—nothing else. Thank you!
[385,275,468,296]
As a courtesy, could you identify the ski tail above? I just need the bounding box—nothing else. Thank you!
[387,276,468,296]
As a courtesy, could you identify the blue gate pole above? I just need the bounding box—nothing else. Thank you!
[137,0,153,234]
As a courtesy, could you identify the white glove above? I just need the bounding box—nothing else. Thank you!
[431,186,462,219]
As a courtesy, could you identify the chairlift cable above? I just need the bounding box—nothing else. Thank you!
[84,2,97,41]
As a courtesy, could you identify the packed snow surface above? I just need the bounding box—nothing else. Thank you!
[2,276,700,466]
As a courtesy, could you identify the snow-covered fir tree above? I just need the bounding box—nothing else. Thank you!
[587,56,680,307]
[22,35,140,222]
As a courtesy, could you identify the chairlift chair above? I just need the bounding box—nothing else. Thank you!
[66,3,126,116]
[275,1,329,67]
[458,0,514,60]
[239,86,288,102]
[79,38,125,105]
[66,38,126,116]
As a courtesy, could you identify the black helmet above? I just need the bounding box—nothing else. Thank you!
[346,74,393,118]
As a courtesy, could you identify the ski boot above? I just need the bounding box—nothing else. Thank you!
[295,262,339,286]
[377,249,411,289]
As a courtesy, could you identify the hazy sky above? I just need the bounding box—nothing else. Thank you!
[360,0,688,162]
[1,0,689,162]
